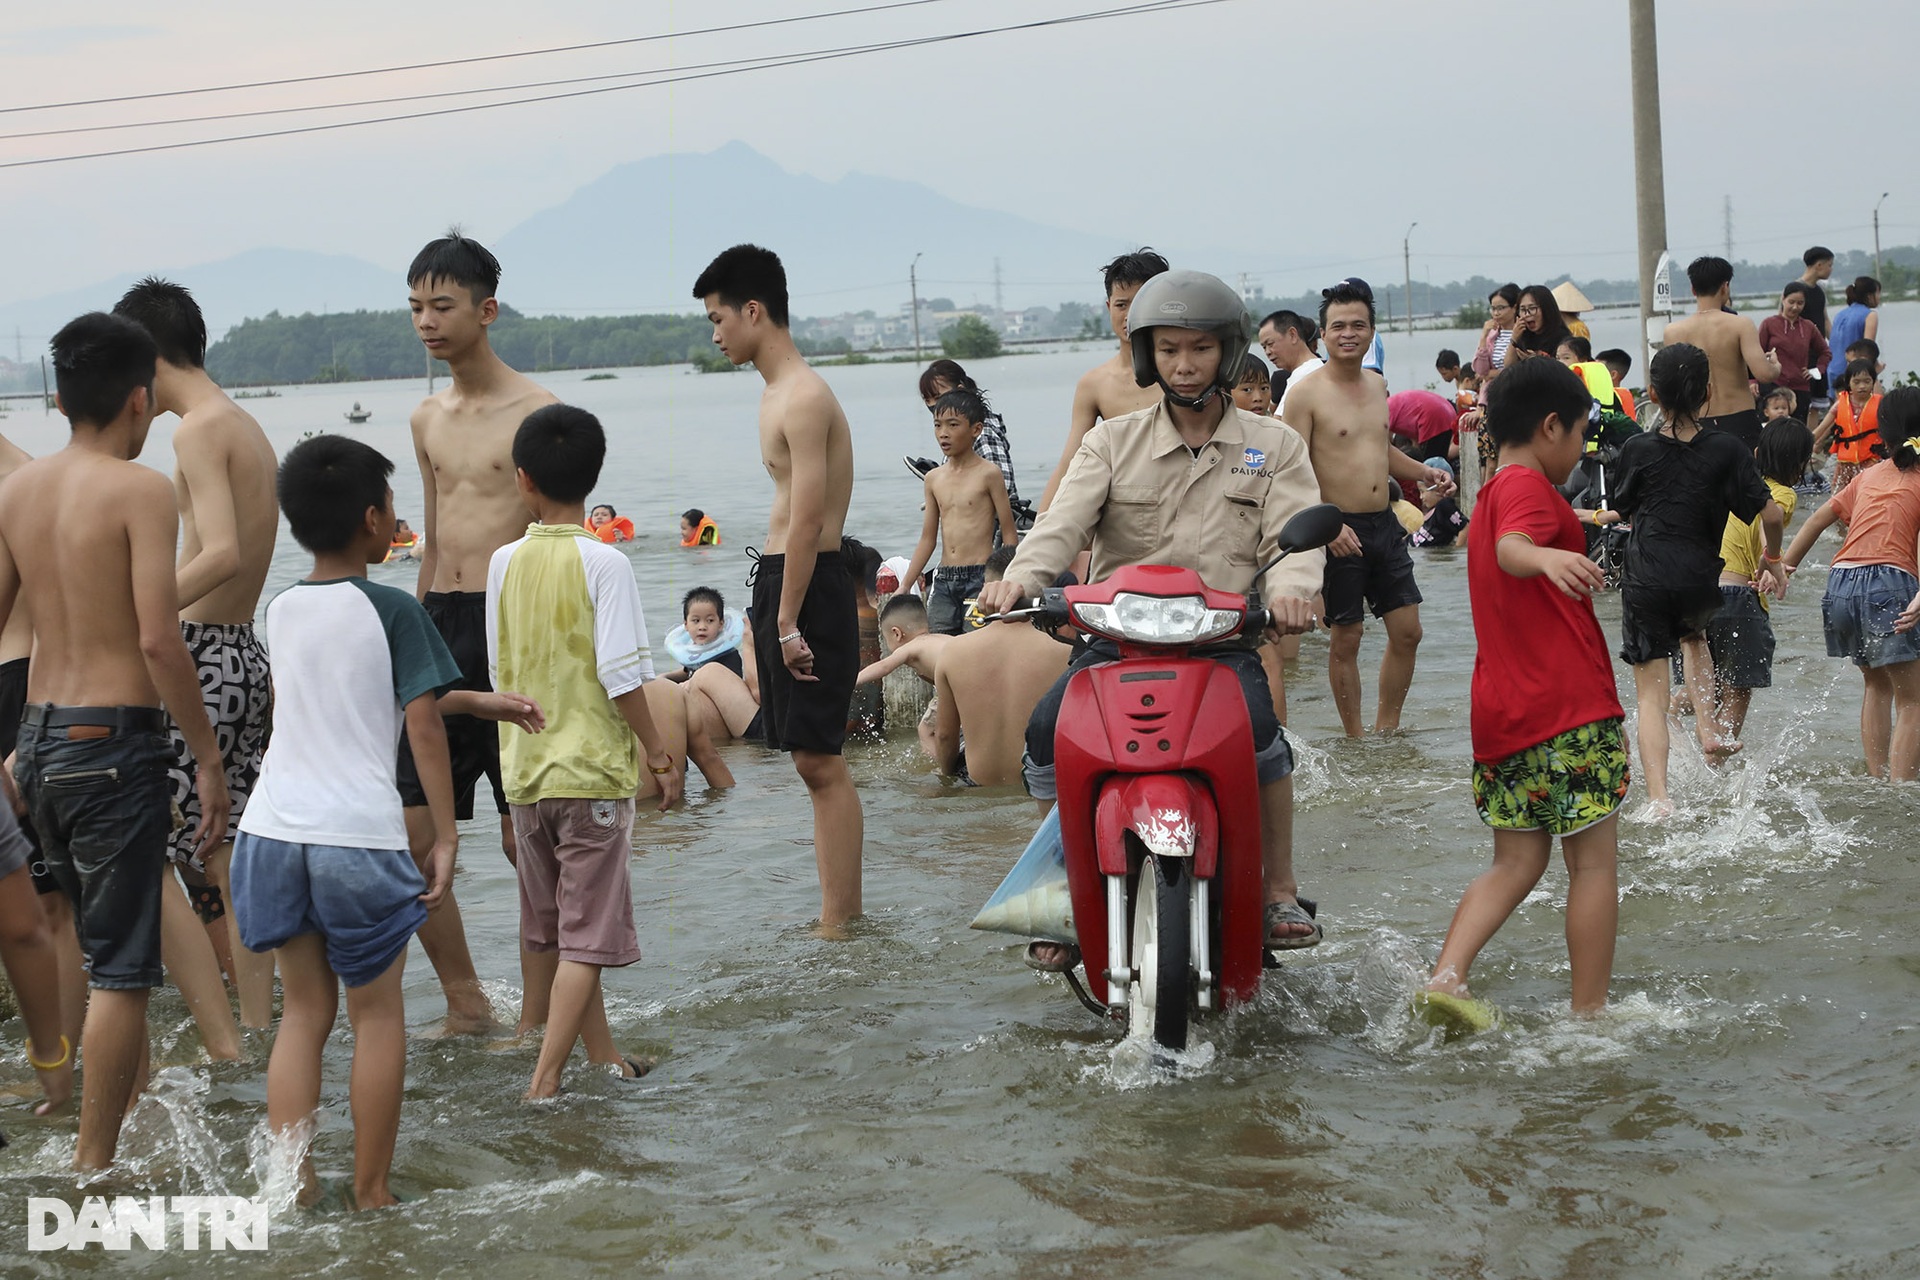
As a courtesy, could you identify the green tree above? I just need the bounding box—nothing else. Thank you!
[1454,300,1489,329]
[940,314,1003,360]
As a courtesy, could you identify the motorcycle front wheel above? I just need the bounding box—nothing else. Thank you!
[1127,853,1192,1052]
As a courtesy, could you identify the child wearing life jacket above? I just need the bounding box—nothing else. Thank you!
[678,507,720,547]
[1814,359,1883,494]
[587,503,635,543]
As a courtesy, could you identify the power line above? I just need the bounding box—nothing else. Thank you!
[0,0,961,116]
[0,0,1229,171]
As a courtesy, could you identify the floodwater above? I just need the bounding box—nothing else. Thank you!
[1,341,1916,1278]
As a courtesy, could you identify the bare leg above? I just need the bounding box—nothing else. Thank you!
[1886,659,1920,782]
[527,960,601,1099]
[1714,685,1754,745]
[916,700,939,764]
[1561,815,1620,1014]
[1375,603,1423,734]
[1860,664,1893,778]
[1426,827,1551,996]
[73,986,151,1170]
[1631,658,1675,807]
[517,946,559,1037]
[1683,634,1739,761]
[793,749,863,929]
[687,663,761,738]
[1259,774,1316,944]
[266,935,336,1207]
[683,694,735,788]
[1328,621,1366,738]
[204,841,275,1028]
[342,951,408,1209]
[39,892,87,1050]
[0,867,74,1113]
[402,806,495,1034]
[158,874,241,1061]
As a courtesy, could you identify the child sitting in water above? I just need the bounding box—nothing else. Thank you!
[588,503,635,543]
[899,388,1019,635]
[1419,357,1629,1030]
[667,586,764,744]
[665,586,746,679]
[1784,387,1920,781]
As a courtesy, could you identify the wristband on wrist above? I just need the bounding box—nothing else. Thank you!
[778,631,803,645]
[1763,551,1783,563]
[648,756,674,775]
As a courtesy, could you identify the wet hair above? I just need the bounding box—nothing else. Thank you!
[1488,283,1520,309]
[1845,276,1881,306]
[1877,387,1920,470]
[1687,256,1735,296]
[841,534,882,595]
[408,229,501,304]
[1804,245,1833,267]
[1510,285,1570,356]
[879,592,927,632]
[917,358,975,401]
[1649,343,1711,422]
[591,504,617,521]
[1596,348,1632,379]
[1558,334,1594,362]
[692,243,790,327]
[278,433,393,554]
[1845,337,1879,363]
[985,545,1018,581]
[512,404,605,504]
[1318,277,1376,328]
[1762,386,1796,410]
[1435,348,1461,370]
[681,507,704,525]
[1841,357,1877,389]
[1102,249,1168,298]
[931,387,988,426]
[1259,309,1318,349]
[112,277,207,369]
[1756,418,1814,486]
[682,586,725,619]
[1483,353,1590,448]
[49,312,157,428]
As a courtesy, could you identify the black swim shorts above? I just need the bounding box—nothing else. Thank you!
[1705,586,1776,689]
[167,621,272,868]
[1322,507,1423,627]
[749,551,859,755]
[1619,577,1724,665]
[1701,408,1762,451]
[0,657,58,895]
[396,591,507,819]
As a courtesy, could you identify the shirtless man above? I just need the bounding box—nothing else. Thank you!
[1660,256,1781,451]
[898,388,1018,634]
[1036,249,1168,513]
[1282,279,1454,737]
[694,243,864,929]
[115,278,279,1033]
[932,547,1069,786]
[403,232,558,1033]
[0,312,229,1169]
[1258,309,1324,419]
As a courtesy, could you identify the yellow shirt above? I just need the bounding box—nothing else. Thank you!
[1718,479,1795,609]
[1004,401,1326,608]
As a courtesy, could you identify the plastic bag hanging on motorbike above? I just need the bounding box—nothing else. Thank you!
[970,807,1075,943]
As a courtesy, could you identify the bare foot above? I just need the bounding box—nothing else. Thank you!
[1699,730,1744,765]
[351,1185,399,1211]
[431,1001,498,1038]
[1629,798,1676,823]
[1023,940,1079,971]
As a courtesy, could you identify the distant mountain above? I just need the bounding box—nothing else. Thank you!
[0,247,397,350]
[493,140,1143,317]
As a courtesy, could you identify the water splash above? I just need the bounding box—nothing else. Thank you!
[111,1067,231,1196]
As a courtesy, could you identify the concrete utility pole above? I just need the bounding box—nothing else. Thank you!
[1723,195,1733,260]
[1629,0,1669,382]
[1403,222,1417,343]
[910,252,923,364]
[1873,192,1889,280]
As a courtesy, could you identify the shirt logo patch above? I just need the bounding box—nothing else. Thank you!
[1243,447,1266,469]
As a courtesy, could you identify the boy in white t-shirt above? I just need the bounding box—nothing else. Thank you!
[231,435,541,1210]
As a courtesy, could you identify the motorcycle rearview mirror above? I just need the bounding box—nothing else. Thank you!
[1251,502,1346,581]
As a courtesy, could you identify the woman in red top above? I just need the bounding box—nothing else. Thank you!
[1756,283,1829,421]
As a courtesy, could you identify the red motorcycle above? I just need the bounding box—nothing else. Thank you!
[1001,504,1341,1051]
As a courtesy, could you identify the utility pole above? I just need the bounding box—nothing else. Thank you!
[1402,222,1418,342]
[1874,192,1889,280]
[1723,195,1733,260]
[1629,0,1669,383]
[40,355,50,415]
[910,252,923,363]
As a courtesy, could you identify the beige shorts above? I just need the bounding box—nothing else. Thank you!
[509,797,640,966]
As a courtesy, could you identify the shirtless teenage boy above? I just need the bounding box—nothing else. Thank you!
[899,388,1018,634]
[1660,256,1782,450]
[0,312,230,1169]
[115,278,279,1032]
[932,547,1070,786]
[404,232,558,1032]
[695,244,864,928]
[1283,279,1454,737]
[1036,249,1169,513]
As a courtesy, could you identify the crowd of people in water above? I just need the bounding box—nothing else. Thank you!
[0,229,1913,1210]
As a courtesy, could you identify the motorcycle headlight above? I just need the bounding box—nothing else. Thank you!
[1069,592,1243,645]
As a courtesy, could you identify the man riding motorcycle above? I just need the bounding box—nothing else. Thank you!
[974,270,1328,966]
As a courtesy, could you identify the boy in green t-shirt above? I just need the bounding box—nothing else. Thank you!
[486,404,680,1099]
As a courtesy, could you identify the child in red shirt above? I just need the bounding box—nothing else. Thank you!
[1419,358,1629,1031]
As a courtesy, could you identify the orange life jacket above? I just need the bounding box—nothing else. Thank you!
[1831,393,1882,465]
[590,515,635,543]
[679,516,720,547]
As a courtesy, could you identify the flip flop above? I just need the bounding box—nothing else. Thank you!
[1263,899,1323,950]
[1023,940,1081,973]
[612,1055,656,1081]
[1412,990,1499,1036]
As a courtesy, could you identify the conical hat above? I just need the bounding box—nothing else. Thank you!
[1551,281,1594,313]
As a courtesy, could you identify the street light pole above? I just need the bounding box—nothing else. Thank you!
[910,252,924,363]
[1873,192,1889,281]
[1402,222,1417,344]
[1628,0,1669,384]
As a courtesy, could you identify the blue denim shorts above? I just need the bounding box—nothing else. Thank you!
[927,564,987,635]
[1822,564,1920,669]
[230,834,427,987]
[15,724,173,990]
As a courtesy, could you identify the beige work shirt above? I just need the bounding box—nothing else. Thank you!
[1005,401,1325,608]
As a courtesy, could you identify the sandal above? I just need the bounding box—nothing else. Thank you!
[1023,940,1081,973]
[1263,899,1323,950]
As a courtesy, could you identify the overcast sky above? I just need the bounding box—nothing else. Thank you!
[2,0,1915,311]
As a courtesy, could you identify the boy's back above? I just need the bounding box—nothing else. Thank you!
[934,623,1070,787]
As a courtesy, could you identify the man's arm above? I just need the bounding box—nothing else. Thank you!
[402,692,459,906]
[978,431,1112,615]
[931,655,962,777]
[1037,372,1101,513]
[411,408,439,600]
[898,480,941,594]
[127,475,229,857]
[775,394,831,680]
[1742,320,1782,382]
[1256,434,1330,618]
[172,422,241,609]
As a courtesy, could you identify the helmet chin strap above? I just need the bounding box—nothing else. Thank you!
[1159,380,1219,411]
